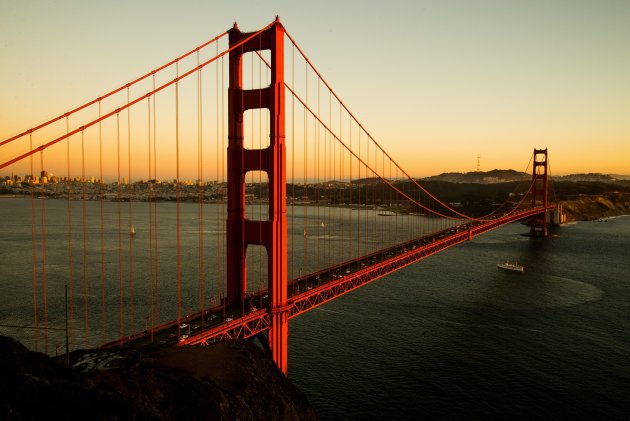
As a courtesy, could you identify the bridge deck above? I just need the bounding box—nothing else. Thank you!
[104,206,551,349]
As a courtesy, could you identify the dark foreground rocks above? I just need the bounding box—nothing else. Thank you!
[0,335,318,420]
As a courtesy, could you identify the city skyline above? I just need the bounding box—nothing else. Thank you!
[1,1,629,177]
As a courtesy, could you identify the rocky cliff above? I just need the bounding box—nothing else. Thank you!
[0,335,318,420]
[561,192,630,222]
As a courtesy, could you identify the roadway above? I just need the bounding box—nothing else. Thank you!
[106,206,550,349]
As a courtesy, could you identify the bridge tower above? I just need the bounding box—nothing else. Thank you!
[226,18,288,374]
[530,148,549,236]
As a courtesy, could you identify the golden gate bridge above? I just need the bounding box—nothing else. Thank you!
[0,18,558,375]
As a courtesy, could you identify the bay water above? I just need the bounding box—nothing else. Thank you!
[1,197,628,419]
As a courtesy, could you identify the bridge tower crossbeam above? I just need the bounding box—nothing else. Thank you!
[226,18,288,374]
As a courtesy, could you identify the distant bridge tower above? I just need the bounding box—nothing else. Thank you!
[530,148,549,236]
[227,18,288,374]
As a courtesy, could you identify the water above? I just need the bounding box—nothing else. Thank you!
[0,198,232,347]
[0,196,450,349]
[1,197,629,418]
[289,216,630,419]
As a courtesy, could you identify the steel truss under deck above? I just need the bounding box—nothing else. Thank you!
[184,206,551,346]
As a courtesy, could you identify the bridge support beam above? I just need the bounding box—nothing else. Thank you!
[227,18,288,374]
[530,148,549,236]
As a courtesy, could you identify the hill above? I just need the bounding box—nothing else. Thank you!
[0,335,318,420]
[422,169,529,184]
[561,192,630,221]
[420,170,630,186]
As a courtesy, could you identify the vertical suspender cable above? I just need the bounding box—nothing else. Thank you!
[127,88,134,333]
[316,76,320,270]
[81,130,88,347]
[322,84,328,269]
[366,131,370,254]
[216,45,222,306]
[382,151,386,245]
[99,101,106,344]
[153,74,159,326]
[40,151,48,353]
[313,78,318,272]
[175,61,182,334]
[117,112,123,339]
[303,60,308,277]
[147,96,154,340]
[291,43,295,282]
[30,133,38,350]
[357,129,361,258]
[326,90,337,262]
[392,160,396,244]
[349,115,352,260]
[372,137,376,253]
[376,144,379,251]
[332,99,337,266]
[387,156,391,245]
[197,50,205,329]
[66,117,74,345]
[258,42,263,302]
[424,179,429,236]
[220,53,225,312]
[339,104,343,261]
[410,179,414,238]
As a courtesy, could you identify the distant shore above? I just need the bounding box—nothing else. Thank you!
[4,186,630,222]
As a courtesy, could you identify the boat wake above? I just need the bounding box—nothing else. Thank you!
[314,308,344,315]
[430,318,545,334]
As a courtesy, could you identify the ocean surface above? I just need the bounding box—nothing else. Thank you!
[1,197,629,419]
[289,215,630,419]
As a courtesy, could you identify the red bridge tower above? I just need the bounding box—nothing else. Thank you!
[226,18,288,374]
[530,148,549,236]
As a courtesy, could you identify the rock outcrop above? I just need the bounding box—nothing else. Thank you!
[0,335,318,420]
[561,192,630,222]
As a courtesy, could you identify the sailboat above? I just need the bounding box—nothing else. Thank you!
[130,225,136,236]
[320,221,325,228]
[303,228,307,238]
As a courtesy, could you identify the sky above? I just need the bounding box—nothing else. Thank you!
[1,0,629,178]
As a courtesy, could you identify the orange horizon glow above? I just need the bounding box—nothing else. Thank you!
[2,2,629,180]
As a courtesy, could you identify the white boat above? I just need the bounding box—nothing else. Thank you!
[130,225,136,236]
[497,261,524,272]
[303,228,307,238]
[320,221,325,228]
